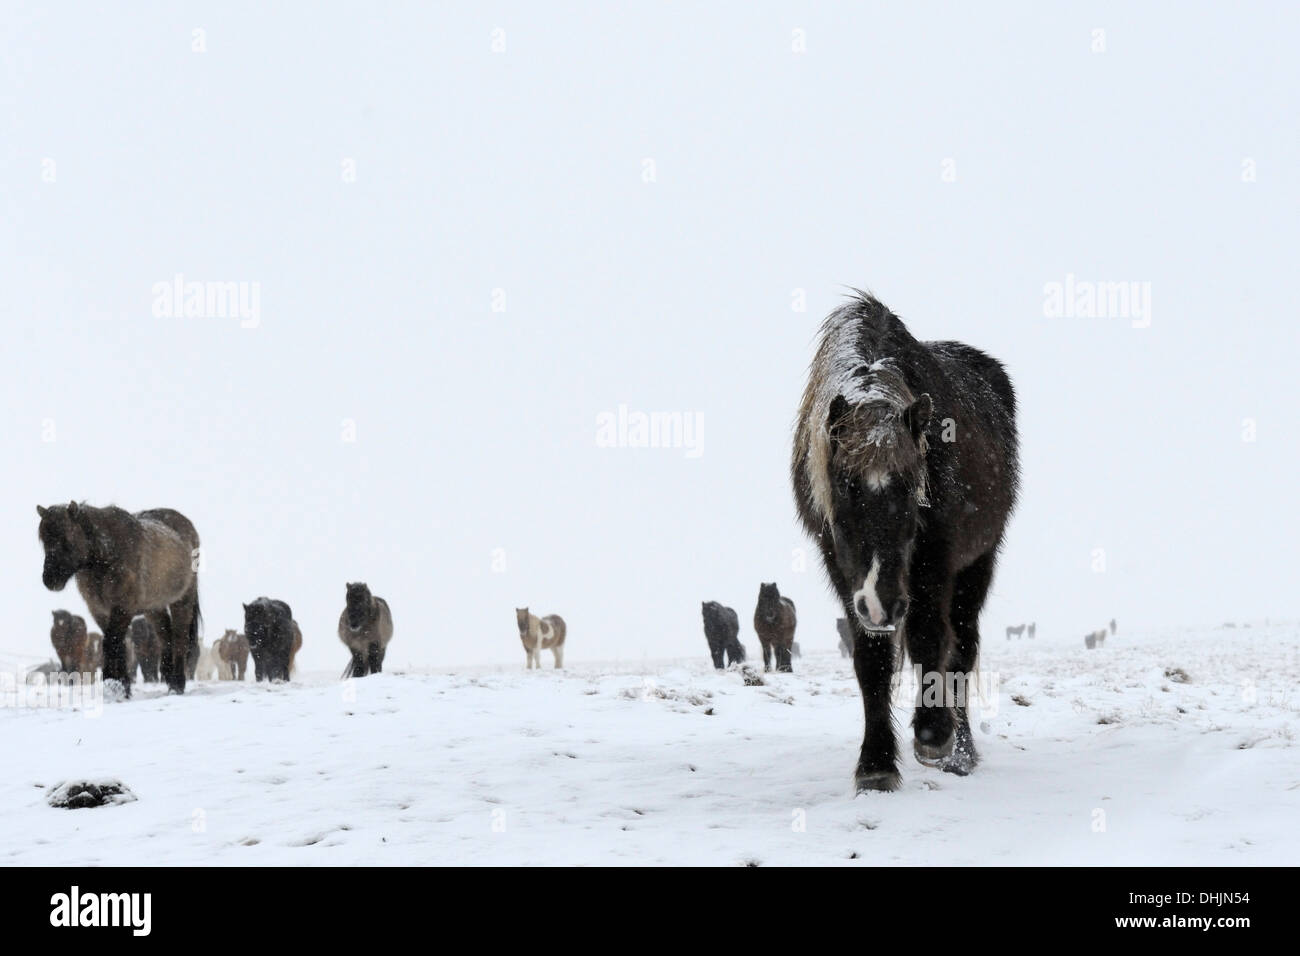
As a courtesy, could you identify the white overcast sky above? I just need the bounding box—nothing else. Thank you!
[4,2,1297,670]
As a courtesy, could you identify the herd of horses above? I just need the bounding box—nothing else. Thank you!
[34,501,394,693]
[34,291,1032,795]
[1085,618,1118,650]
[700,583,802,673]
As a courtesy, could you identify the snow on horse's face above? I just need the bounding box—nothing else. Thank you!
[825,391,931,633]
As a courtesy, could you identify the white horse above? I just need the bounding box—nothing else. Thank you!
[193,640,220,680]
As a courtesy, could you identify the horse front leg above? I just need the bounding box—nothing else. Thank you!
[852,625,900,791]
[775,643,793,673]
[367,642,383,674]
[101,608,134,698]
[760,638,772,672]
[348,649,367,678]
[904,586,957,767]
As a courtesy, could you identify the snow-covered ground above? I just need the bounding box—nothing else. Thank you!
[3,623,1297,866]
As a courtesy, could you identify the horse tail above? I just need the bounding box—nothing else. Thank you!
[339,659,354,681]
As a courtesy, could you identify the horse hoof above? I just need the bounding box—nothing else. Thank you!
[914,733,955,766]
[855,770,902,793]
[940,750,977,776]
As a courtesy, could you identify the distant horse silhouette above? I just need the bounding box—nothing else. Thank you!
[339,582,394,678]
[37,502,201,697]
[754,583,797,673]
[1109,618,1117,635]
[217,630,249,680]
[701,601,745,669]
[837,617,854,658]
[516,608,566,669]
[1006,623,1026,640]
[243,598,296,682]
[1084,629,1107,649]
[49,610,87,674]
[1027,622,1036,639]
[129,616,162,682]
[792,292,1019,790]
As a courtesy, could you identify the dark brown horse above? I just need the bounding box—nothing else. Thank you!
[338,582,394,678]
[753,583,797,672]
[49,610,87,674]
[792,292,1018,791]
[37,502,201,696]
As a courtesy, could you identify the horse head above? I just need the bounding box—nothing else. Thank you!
[345,582,372,631]
[757,583,781,624]
[825,385,932,633]
[36,502,90,592]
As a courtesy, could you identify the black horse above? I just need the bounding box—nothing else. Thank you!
[701,601,745,669]
[243,597,295,682]
[753,583,797,673]
[792,292,1019,792]
[836,618,854,658]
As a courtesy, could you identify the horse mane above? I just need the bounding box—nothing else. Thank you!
[795,293,929,520]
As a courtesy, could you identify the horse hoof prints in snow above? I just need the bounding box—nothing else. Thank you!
[516,608,565,669]
[338,582,394,678]
[701,601,746,669]
[243,598,301,683]
[791,292,1019,792]
[37,502,202,697]
[753,583,797,673]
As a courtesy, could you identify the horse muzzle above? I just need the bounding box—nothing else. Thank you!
[43,567,71,592]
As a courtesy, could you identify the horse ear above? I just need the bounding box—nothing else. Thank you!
[37,505,47,518]
[67,501,79,517]
[905,394,933,444]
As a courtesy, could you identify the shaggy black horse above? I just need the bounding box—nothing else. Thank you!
[701,601,745,669]
[243,597,295,682]
[792,292,1018,792]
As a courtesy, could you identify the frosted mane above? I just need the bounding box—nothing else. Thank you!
[795,306,927,520]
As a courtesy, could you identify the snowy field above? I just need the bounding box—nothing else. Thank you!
[2,623,1297,866]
